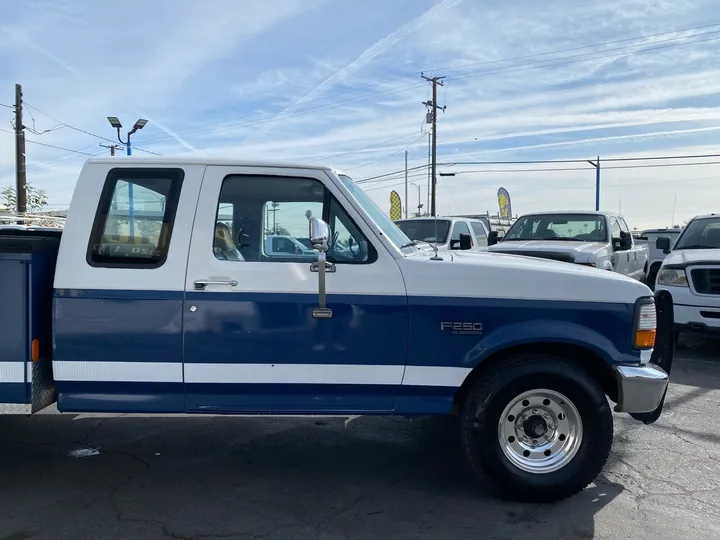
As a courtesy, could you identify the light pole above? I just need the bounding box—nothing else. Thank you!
[107,117,148,237]
[411,182,423,217]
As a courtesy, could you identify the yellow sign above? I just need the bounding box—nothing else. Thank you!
[389,190,402,221]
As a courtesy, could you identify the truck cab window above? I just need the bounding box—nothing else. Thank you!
[87,168,184,268]
[215,175,375,264]
[470,222,488,246]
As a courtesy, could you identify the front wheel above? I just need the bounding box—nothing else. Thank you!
[459,354,613,502]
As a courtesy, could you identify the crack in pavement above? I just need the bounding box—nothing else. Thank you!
[106,450,153,524]
[161,522,299,540]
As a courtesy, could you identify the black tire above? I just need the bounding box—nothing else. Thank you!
[459,354,613,502]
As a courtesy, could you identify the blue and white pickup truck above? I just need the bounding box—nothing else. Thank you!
[0,157,674,502]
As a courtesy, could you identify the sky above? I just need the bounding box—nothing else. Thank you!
[2,0,720,230]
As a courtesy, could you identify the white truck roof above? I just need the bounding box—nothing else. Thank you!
[517,210,624,218]
[84,156,336,172]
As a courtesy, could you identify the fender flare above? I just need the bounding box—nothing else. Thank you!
[458,318,621,381]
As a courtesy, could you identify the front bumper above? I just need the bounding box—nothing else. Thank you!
[613,364,669,413]
[617,289,675,424]
[674,303,720,333]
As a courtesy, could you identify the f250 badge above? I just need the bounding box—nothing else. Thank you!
[440,322,483,335]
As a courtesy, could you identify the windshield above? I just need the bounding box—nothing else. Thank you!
[395,219,451,244]
[337,174,415,250]
[504,213,608,242]
[673,217,720,250]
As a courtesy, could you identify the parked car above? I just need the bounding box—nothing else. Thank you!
[655,213,720,341]
[487,211,649,282]
[635,228,683,290]
[264,234,316,258]
[394,216,490,252]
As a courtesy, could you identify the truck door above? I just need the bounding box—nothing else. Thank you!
[618,216,642,278]
[610,216,629,275]
[183,166,408,414]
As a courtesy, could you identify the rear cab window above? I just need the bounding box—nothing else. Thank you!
[86,168,184,268]
[470,221,488,246]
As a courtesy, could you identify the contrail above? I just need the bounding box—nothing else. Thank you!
[243,0,465,143]
[0,25,199,153]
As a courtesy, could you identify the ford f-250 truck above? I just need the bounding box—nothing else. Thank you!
[487,211,649,281]
[655,213,720,341]
[0,157,674,502]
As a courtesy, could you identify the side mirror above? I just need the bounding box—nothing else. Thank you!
[487,231,499,246]
[459,233,472,250]
[309,217,330,253]
[619,230,633,250]
[309,217,333,320]
[656,236,671,254]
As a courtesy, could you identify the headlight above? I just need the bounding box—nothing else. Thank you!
[656,268,688,287]
[633,297,657,349]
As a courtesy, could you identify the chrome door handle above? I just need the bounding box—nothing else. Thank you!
[193,279,238,290]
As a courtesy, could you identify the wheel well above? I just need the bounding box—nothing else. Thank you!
[451,342,618,414]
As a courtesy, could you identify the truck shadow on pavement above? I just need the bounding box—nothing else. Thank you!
[0,414,621,540]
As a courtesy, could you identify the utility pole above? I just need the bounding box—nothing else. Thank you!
[426,132,430,214]
[404,150,408,219]
[421,73,446,217]
[100,143,123,156]
[14,84,27,215]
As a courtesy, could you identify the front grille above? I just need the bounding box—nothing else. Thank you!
[690,268,720,294]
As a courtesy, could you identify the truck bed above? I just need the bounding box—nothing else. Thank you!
[0,228,61,413]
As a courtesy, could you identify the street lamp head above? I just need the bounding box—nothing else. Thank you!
[107,116,122,129]
[133,119,148,130]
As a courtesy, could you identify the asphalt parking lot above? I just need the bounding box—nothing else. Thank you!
[1,337,719,540]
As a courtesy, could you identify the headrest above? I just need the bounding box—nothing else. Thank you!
[214,222,236,251]
[706,227,720,245]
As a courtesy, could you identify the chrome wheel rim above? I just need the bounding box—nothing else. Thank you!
[497,388,583,474]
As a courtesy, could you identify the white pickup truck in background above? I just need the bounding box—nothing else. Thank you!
[635,228,683,290]
[394,216,490,252]
[655,213,720,341]
[487,211,649,282]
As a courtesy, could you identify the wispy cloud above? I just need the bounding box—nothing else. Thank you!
[2,0,720,228]
[242,0,465,142]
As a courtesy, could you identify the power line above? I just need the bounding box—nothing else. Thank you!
[433,22,720,77]
[0,128,95,156]
[343,133,429,171]
[134,22,720,147]
[447,31,720,84]
[140,82,427,145]
[357,151,720,184]
[24,138,95,156]
[306,129,424,163]
[356,164,429,183]
[439,161,720,174]
[0,103,14,109]
[24,103,161,156]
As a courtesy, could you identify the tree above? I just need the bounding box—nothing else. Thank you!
[1,183,48,213]
[273,225,292,236]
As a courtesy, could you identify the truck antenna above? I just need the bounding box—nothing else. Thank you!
[430,209,442,261]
